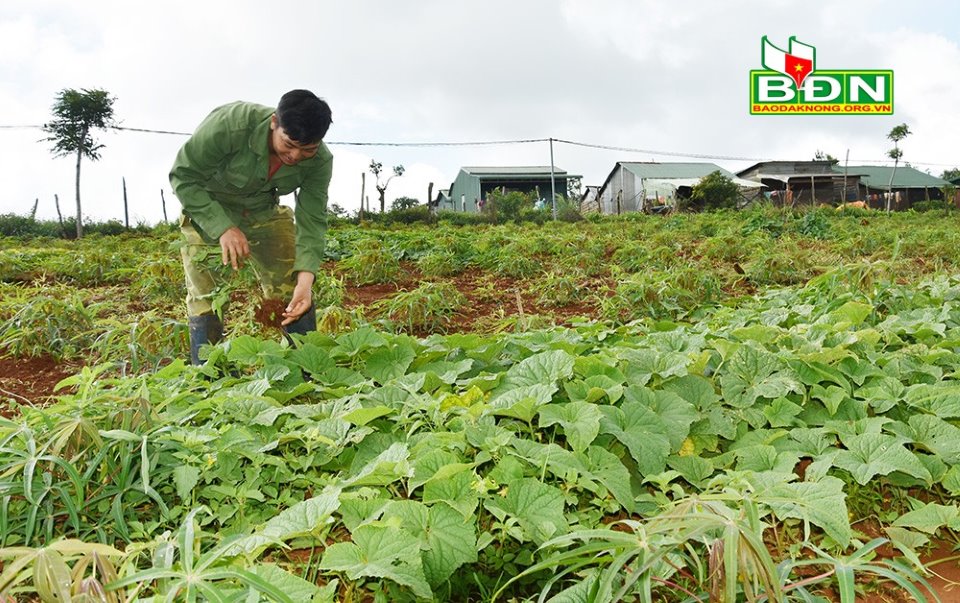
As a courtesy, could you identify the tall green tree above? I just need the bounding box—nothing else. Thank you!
[941,167,960,182]
[885,123,911,212]
[390,196,420,211]
[369,160,405,214]
[42,88,117,238]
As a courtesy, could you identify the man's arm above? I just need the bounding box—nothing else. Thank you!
[292,151,334,275]
[169,112,237,241]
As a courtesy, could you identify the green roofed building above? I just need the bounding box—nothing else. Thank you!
[436,166,578,213]
[597,162,761,214]
[834,165,949,209]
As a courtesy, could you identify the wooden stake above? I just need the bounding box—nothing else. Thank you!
[123,177,129,229]
[54,194,65,235]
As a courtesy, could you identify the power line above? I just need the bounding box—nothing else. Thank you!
[554,138,772,163]
[329,137,549,147]
[3,123,956,167]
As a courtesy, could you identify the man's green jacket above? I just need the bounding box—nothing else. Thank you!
[170,101,333,275]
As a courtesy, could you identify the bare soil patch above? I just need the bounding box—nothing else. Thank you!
[0,351,79,415]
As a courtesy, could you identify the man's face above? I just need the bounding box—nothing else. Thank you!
[269,115,321,166]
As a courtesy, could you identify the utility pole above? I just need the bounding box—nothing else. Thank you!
[359,172,366,221]
[549,138,557,220]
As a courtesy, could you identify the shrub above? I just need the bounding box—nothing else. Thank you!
[373,281,466,334]
[684,171,740,211]
[436,210,492,226]
[911,199,951,212]
[338,239,401,285]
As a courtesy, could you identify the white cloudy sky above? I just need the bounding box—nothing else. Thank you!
[2,0,959,224]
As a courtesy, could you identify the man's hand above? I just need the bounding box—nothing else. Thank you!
[282,271,315,326]
[219,227,250,270]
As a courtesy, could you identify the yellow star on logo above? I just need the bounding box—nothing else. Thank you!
[795,64,806,72]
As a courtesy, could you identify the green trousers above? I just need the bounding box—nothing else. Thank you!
[179,206,296,318]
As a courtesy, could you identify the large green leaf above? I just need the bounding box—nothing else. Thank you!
[622,386,697,451]
[173,465,200,502]
[487,383,558,423]
[666,454,715,488]
[618,348,689,385]
[261,487,342,540]
[834,433,932,485]
[219,487,342,556]
[582,446,635,512]
[893,502,960,534]
[497,349,575,390]
[758,476,851,546]
[538,402,602,453]
[942,465,960,496]
[287,343,335,377]
[789,359,851,390]
[423,468,479,518]
[383,500,478,586]
[412,359,474,385]
[719,345,803,409]
[344,443,412,487]
[762,397,803,428]
[484,478,567,545]
[735,445,800,475]
[362,343,416,384]
[319,524,432,599]
[662,375,721,410]
[892,415,960,464]
[331,327,388,358]
[598,401,670,476]
[563,376,624,405]
[825,301,873,329]
[904,384,960,418]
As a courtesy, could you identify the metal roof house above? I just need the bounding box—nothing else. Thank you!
[596,162,760,214]
[736,160,861,205]
[835,165,949,209]
[436,166,577,213]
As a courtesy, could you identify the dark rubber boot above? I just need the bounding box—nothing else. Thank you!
[283,305,316,340]
[188,313,223,365]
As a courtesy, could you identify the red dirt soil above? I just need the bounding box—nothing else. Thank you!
[254,298,288,330]
[0,352,79,416]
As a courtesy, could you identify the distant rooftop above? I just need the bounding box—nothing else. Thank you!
[462,166,570,177]
[833,165,949,188]
[619,162,740,180]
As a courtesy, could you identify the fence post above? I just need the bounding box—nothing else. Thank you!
[54,194,65,236]
[123,177,129,229]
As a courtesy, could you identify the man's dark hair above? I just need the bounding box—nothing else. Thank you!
[276,89,332,144]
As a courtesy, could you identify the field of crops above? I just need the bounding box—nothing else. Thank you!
[3,206,960,602]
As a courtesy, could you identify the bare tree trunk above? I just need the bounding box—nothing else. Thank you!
[161,189,168,223]
[31,199,38,219]
[379,188,386,213]
[886,159,898,213]
[54,193,64,235]
[75,146,83,238]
